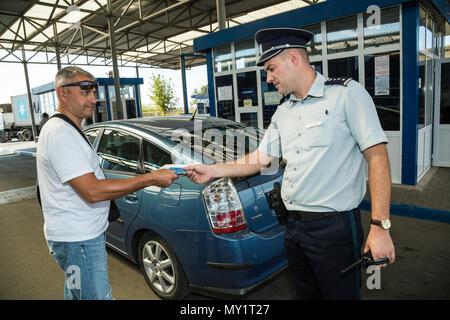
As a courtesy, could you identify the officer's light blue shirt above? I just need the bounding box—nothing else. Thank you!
[258,72,388,212]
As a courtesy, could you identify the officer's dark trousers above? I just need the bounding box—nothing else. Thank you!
[284,208,364,300]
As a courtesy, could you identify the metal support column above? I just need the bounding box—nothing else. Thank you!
[180,54,206,114]
[53,23,62,70]
[216,0,227,30]
[21,47,38,141]
[135,65,142,117]
[107,0,122,119]
[180,55,189,114]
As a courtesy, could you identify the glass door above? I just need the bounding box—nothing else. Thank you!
[234,39,262,129]
[432,58,450,167]
[417,9,441,180]
[235,70,261,128]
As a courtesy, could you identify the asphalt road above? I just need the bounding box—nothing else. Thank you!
[1,142,449,300]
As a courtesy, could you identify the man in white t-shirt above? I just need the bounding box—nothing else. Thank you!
[37,66,178,300]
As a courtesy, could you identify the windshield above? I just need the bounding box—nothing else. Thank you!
[169,124,265,164]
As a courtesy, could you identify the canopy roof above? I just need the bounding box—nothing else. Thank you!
[0,0,324,69]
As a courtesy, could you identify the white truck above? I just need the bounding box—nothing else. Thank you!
[0,94,41,142]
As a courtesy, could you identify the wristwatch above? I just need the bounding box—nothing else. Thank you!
[371,218,391,230]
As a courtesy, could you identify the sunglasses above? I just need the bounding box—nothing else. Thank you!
[61,80,98,91]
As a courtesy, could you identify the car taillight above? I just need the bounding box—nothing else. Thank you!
[202,178,247,234]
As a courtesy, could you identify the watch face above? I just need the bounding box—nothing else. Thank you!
[382,219,391,229]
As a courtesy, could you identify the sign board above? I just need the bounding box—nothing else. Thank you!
[375,55,390,96]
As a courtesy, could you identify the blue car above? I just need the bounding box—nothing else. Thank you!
[84,115,287,299]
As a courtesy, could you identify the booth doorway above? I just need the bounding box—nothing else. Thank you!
[433,58,450,167]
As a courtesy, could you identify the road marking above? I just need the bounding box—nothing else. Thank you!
[0,186,37,205]
[0,148,36,157]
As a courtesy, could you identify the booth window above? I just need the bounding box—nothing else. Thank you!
[426,13,434,53]
[364,51,400,131]
[95,101,107,123]
[326,15,358,54]
[301,23,322,56]
[237,71,258,107]
[95,86,106,100]
[240,112,258,128]
[327,56,359,81]
[260,70,281,129]
[425,54,433,127]
[417,53,434,128]
[214,44,232,73]
[418,53,426,127]
[108,85,116,99]
[363,6,399,49]
[235,39,256,69]
[121,85,134,99]
[445,22,450,58]
[311,61,323,74]
[215,74,235,121]
[440,61,450,124]
[419,8,433,52]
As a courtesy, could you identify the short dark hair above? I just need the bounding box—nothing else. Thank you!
[279,48,310,64]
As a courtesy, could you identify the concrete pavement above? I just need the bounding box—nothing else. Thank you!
[1,141,449,300]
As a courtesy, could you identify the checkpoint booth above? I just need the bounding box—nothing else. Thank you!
[31,77,144,124]
[192,0,449,186]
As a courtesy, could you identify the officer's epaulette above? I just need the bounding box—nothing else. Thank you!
[325,77,353,86]
[279,94,289,105]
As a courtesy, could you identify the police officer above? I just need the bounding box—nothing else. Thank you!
[184,27,395,300]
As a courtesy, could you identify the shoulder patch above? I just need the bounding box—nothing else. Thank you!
[325,77,353,86]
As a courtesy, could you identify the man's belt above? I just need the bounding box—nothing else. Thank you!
[287,210,344,222]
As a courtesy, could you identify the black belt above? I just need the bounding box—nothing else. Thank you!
[288,210,346,222]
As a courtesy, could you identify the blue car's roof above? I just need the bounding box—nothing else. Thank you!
[95,115,250,138]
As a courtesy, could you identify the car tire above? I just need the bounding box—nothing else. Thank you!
[137,231,190,300]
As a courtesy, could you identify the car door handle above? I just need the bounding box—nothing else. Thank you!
[125,193,139,202]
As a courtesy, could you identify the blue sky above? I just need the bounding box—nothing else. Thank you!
[0,61,207,108]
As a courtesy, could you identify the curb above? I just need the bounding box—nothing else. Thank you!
[361,200,450,224]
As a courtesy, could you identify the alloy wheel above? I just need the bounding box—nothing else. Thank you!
[142,240,176,295]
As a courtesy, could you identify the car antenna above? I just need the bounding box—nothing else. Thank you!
[190,106,198,121]
[190,85,207,121]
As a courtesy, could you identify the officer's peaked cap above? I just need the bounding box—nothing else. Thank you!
[255,27,313,66]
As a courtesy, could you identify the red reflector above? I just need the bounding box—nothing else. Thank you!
[212,210,247,234]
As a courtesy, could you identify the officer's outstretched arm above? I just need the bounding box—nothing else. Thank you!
[184,149,275,184]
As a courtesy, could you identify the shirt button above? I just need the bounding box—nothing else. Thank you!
[294,168,297,171]
[298,133,301,137]
[296,150,300,154]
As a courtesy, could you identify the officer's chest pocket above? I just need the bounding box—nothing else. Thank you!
[303,109,331,148]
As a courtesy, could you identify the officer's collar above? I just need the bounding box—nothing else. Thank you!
[288,71,324,102]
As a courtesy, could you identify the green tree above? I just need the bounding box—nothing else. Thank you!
[149,74,178,115]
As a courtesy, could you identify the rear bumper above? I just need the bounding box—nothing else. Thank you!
[176,223,287,293]
[189,264,288,298]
